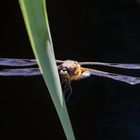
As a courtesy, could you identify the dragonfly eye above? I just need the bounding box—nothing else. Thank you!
[60,69,68,74]
[58,65,74,76]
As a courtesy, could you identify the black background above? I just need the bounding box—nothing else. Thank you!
[0,0,140,139]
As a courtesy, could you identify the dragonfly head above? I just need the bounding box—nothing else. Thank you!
[58,60,81,79]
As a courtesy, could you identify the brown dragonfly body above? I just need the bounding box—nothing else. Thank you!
[57,60,140,101]
[1,58,140,101]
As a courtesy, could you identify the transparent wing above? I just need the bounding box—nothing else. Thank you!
[79,62,140,69]
[0,58,37,67]
[56,60,65,63]
[0,68,41,76]
[82,68,140,85]
[0,58,64,67]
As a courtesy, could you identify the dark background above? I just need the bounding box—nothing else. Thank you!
[0,0,140,139]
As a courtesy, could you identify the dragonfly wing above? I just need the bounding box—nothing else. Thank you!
[0,58,37,66]
[56,60,65,63]
[79,62,140,69]
[82,68,140,85]
[0,58,64,66]
[0,68,41,76]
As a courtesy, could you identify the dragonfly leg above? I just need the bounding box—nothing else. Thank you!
[61,78,72,102]
[65,81,72,103]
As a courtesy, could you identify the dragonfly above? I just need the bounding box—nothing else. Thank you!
[1,58,140,101]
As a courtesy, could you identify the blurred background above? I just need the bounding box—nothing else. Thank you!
[0,0,140,139]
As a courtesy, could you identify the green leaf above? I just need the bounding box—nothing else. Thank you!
[19,0,75,139]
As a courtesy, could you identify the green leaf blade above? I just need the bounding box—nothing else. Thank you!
[19,0,75,139]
